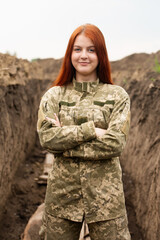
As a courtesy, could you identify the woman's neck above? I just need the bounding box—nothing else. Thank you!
[75,72,97,82]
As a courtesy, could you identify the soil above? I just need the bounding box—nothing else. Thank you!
[111,51,160,240]
[0,52,51,220]
[0,141,46,240]
[0,140,143,240]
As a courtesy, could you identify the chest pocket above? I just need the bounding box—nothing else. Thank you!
[59,100,114,128]
[59,101,76,126]
[93,100,114,129]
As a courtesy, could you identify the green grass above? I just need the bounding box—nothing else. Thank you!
[123,78,127,85]
[150,77,156,82]
[154,57,160,73]
[31,58,40,62]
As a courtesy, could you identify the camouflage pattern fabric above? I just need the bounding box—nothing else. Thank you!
[40,212,82,240]
[37,79,130,224]
[40,212,131,240]
[88,214,131,240]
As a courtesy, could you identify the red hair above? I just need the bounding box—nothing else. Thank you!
[53,24,113,86]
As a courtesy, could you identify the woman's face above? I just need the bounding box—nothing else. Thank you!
[71,33,99,80]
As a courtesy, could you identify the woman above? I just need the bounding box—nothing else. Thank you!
[37,24,131,240]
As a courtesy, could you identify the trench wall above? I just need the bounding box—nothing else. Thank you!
[111,51,160,240]
[0,54,52,217]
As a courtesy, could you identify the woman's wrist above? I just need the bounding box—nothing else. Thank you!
[95,128,107,137]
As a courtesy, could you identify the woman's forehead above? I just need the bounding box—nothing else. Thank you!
[73,33,94,46]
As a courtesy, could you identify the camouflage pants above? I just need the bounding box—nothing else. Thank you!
[40,212,131,240]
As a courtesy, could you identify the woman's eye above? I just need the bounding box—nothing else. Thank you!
[74,48,81,52]
[88,48,95,53]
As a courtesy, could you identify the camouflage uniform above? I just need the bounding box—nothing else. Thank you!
[41,212,130,240]
[37,79,131,239]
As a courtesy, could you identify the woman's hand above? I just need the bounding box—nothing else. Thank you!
[45,113,61,127]
[95,127,107,137]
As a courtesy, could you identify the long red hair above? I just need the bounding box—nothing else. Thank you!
[53,24,113,86]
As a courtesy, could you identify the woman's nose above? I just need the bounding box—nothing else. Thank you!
[81,50,87,58]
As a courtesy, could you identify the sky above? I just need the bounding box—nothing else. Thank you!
[0,0,160,61]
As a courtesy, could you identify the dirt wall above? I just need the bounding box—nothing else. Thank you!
[111,51,160,240]
[0,54,52,218]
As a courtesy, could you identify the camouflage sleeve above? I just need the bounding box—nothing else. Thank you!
[37,87,96,153]
[63,91,130,160]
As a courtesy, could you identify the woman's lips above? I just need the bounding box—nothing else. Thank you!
[79,62,90,66]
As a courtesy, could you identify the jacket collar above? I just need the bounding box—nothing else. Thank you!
[73,78,99,93]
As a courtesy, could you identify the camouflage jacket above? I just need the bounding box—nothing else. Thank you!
[37,79,130,223]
